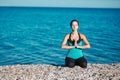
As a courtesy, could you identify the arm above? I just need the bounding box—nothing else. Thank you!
[77,34,90,49]
[61,34,75,49]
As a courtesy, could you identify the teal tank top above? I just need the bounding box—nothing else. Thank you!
[66,32,84,59]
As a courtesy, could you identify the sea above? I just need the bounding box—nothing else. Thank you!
[0,7,120,66]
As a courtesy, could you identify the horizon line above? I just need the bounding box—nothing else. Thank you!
[0,6,120,9]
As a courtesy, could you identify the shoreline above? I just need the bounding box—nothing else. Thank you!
[0,63,120,80]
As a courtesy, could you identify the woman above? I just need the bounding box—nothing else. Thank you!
[61,19,90,68]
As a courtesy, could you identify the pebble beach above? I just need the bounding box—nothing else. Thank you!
[0,64,120,80]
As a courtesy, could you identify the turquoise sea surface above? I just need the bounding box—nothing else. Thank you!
[0,7,120,66]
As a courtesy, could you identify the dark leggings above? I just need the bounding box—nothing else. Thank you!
[65,56,87,68]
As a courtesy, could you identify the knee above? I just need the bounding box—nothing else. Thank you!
[81,62,87,68]
[81,65,87,68]
[66,62,75,68]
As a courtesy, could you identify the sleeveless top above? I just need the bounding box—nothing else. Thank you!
[66,32,83,59]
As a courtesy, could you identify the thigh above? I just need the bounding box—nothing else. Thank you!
[76,57,87,68]
[65,57,75,68]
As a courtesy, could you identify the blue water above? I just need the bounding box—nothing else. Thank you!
[0,7,120,66]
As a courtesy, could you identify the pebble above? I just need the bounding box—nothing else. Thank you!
[0,64,120,80]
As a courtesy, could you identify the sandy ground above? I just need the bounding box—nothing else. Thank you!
[0,63,120,80]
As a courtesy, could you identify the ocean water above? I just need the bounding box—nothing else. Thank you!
[0,7,120,66]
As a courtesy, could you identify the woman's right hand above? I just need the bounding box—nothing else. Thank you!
[74,39,78,47]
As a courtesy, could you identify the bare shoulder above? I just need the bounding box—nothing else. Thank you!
[64,33,70,39]
[79,33,86,39]
[65,33,70,37]
[66,33,70,36]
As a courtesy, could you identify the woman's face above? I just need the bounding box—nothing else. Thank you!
[71,21,78,31]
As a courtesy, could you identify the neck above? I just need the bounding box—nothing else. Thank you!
[72,30,78,34]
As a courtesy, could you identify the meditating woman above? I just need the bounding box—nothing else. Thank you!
[61,19,90,68]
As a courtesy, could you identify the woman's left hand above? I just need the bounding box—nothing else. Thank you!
[74,39,78,48]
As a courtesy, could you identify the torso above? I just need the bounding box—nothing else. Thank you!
[66,32,84,59]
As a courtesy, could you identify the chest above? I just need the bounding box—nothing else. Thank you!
[67,40,83,46]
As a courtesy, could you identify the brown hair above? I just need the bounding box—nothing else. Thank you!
[70,19,79,27]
